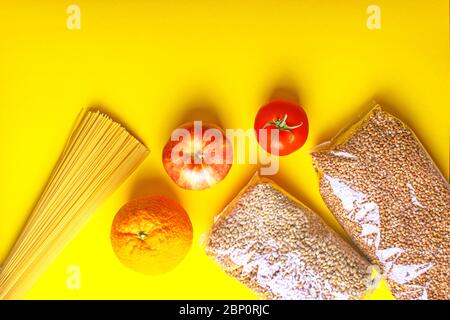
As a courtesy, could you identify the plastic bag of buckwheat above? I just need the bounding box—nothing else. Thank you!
[310,103,450,300]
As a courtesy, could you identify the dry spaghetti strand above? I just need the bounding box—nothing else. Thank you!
[0,110,149,299]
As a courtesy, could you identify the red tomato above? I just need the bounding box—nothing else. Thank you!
[254,100,309,156]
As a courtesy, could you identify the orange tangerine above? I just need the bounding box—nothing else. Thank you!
[110,195,193,275]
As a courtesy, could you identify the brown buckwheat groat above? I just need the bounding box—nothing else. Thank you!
[311,104,450,300]
[205,175,372,300]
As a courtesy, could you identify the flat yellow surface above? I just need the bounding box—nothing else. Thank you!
[0,0,448,300]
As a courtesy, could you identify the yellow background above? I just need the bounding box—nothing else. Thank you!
[0,0,448,299]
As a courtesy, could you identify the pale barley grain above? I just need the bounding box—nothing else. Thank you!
[206,180,371,300]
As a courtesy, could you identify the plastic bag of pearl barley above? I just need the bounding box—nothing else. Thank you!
[205,173,377,300]
[310,103,450,300]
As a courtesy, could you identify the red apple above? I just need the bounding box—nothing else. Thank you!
[162,121,233,190]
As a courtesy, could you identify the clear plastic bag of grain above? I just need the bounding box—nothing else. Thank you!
[311,103,450,300]
[205,174,374,300]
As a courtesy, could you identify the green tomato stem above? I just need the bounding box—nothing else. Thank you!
[263,114,303,137]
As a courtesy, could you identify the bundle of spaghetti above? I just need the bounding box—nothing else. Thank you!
[0,110,149,299]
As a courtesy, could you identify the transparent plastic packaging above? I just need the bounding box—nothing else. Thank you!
[311,103,450,300]
[205,174,374,300]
